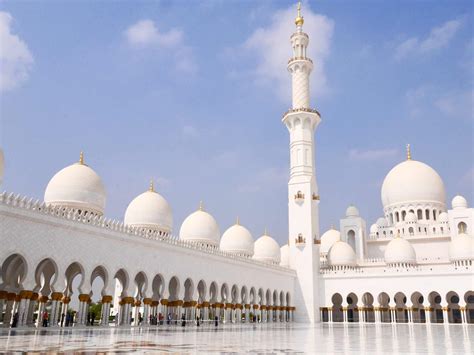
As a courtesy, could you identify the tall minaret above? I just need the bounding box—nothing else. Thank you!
[283,2,321,323]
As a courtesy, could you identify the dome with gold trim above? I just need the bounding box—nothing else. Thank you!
[44,153,106,216]
[124,181,173,235]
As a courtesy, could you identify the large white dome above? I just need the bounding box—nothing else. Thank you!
[381,159,445,209]
[320,228,341,254]
[449,233,474,262]
[179,203,220,246]
[327,241,356,267]
[253,232,281,264]
[44,154,106,215]
[280,244,290,267]
[220,221,254,257]
[124,183,172,234]
[384,237,416,265]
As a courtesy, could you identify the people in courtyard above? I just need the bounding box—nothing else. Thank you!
[215,316,218,327]
[11,312,18,328]
[42,311,49,327]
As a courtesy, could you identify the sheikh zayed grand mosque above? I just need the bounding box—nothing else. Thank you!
[0,5,473,329]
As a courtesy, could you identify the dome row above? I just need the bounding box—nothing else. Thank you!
[42,155,282,264]
[322,226,473,267]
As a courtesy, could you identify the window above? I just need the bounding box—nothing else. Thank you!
[417,209,423,220]
[425,209,430,220]
[457,221,467,234]
[433,210,437,221]
[395,212,400,222]
[402,211,407,221]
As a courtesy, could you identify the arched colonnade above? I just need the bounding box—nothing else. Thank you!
[0,253,295,328]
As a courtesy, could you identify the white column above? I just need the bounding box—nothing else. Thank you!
[443,307,449,324]
[3,297,15,327]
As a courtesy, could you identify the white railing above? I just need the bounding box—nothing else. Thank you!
[0,191,294,273]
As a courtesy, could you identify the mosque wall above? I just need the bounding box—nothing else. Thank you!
[0,202,296,303]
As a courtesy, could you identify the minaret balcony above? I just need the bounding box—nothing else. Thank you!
[294,191,305,203]
[288,57,313,65]
[295,234,306,246]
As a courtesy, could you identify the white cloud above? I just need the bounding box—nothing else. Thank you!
[124,19,183,47]
[406,85,473,121]
[241,4,334,101]
[349,148,398,161]
[394,18,462,60]
[182,124,199,138]
[0,11,34,92]
[124,19,196,74]
[435,90,473,120]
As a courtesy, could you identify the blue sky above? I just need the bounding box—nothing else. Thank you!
[1,0,473,246]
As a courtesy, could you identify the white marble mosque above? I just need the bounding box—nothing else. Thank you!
[0,3,473,337]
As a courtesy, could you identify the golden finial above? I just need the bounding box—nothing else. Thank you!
[406,144,411,160]
[236,216,240,225]
[264,227,268,235]
[149,179,154,192]
[295,1,304,27]
[199,200,204,211]
[79,151,84,165]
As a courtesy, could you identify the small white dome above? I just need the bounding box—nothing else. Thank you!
[449,233,474,262]
[280,244,290,267]
[438,212,449,223]
[328,241,356,267]
[124,183,172,234]
[346,205,359,217]
[384,237,416,265]
[253,232,281,264]
[452,195,468,209]
[376,217,388,227]
[0,148,4,185]
[320,228,341,254]
[179,203,220,246]
[370,224,379,234]
[220,221,254,256]
[381,159,445,209]
[405,212,417,223]
[44,154,106,215]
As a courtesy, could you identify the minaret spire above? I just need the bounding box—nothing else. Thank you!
[406,144,412,160]
[295,1,304,28]
[79,151,84,165]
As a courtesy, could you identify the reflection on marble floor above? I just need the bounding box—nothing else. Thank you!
[0,323,472,354]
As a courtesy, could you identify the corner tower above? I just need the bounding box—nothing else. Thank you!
[284,2,321,323]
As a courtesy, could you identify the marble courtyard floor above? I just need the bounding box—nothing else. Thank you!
[0,323,472,354]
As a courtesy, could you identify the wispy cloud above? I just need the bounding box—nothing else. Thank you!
[0,11,34,92]
[124,19,183,47]
[238,167,287,193]
[124,19,197,74]
[349,148,398,161]
[394,18,463,60]
[181,124,199,138]
[406,85,473,121]
[235,4,334,101]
